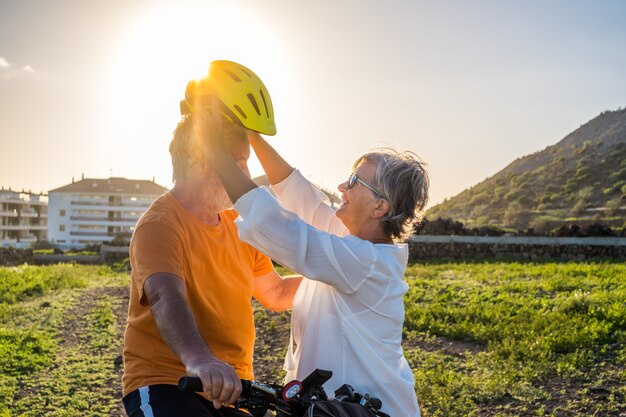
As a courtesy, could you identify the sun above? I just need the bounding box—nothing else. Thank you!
[103,1,287,187]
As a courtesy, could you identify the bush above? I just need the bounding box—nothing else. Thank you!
[610,167,626,181]
[503,202,523,227]
[570,199,586,216]
[575,166,591,178]
[30,240,58,250]
[469,192,490,206]
[530,216,559,234]
[578,186,593,201]
[564,181,578,193]
[607,198,622,216]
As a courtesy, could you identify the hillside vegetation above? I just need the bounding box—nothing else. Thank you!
[427,108,626,232]
[1,262,625,416]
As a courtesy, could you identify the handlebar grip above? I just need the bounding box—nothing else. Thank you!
[369,397,382,411]
[178,376,204,392]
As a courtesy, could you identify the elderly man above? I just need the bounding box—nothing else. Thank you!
[122,61,301,417]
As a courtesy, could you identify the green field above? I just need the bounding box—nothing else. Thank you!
[0,261,624,416]
[0,264,129,417]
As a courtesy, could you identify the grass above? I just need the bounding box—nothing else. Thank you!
[403,261,626,416]
[0,261,624,416]
[0,265,128,417]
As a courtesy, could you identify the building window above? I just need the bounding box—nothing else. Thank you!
[59,225,65,232]
[60,209,66,216]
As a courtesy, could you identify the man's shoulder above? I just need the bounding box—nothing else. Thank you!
[136,193,177,228]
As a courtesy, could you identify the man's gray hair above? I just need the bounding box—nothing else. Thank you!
[352,148,429,241]
[169,115,247,183]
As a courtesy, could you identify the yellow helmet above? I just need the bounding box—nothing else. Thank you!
[180,60,276,136]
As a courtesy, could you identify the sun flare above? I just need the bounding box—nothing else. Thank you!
[104,1,287,187]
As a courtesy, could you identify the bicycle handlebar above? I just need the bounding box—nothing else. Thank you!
[178,376,204,393]
[178,369,387,417]
[178,370,331,417]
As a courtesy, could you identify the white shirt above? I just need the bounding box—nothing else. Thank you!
[234,169,421,417]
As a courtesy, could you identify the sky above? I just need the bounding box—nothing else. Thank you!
[1,0,626,207]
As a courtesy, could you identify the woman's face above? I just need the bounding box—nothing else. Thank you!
[336,160,382,233]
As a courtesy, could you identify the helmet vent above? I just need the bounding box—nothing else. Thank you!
[259,89,270,117]
[247,94,261,116]
[234,105,247,119]
[237,65,252,77]
[222,69,242,82]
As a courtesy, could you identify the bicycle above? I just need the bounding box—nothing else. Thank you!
[179,368,390,417]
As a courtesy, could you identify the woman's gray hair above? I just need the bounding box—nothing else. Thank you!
[352,148,429,241]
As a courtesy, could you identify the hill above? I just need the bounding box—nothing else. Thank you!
[426,108,626,232]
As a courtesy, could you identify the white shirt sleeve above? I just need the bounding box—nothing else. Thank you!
[234,187,377,294]
[271,169,349,237]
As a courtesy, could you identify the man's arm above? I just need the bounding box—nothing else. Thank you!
[253,270,302,311]
[144,273,241,408]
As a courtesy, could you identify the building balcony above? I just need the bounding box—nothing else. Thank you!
[0,198,47,206]
[69,231,132,238]
[0,211,18,217]
[20,211,43,218]
[0,225,29,231]
[70,216,140,223]
[70,200,152,208]
[69,231,110,237]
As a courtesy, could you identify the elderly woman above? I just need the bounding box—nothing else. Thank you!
[205,124,428,417]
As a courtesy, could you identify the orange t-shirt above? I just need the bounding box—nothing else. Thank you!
[122,192,274,395]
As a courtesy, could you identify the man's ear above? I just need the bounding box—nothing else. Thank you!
[372,198,391,219]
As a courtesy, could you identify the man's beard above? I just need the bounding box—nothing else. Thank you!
[209,187,232,212]
[205,174,233,212]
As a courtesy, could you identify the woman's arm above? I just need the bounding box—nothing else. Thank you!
[247,132,294,185]
[234,188,378,294]
[270,169,349,236]
[247,132,348,236]
[200,113,257,204]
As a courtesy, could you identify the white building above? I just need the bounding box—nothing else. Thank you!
[48,177,167,248]
[0,188,48,248]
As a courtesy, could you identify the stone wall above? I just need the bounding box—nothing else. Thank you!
[0,248,34,266]
[408,238,626,261]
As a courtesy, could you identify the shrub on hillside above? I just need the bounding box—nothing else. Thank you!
[570,199,586,216]
[607,198,622,215]
[414,218,467,235]
[503,202,523,228]
[530,216,560,234]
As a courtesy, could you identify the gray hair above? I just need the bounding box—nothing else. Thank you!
[352,148,429,241]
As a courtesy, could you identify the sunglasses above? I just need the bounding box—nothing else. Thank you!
[347,173,385,199]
